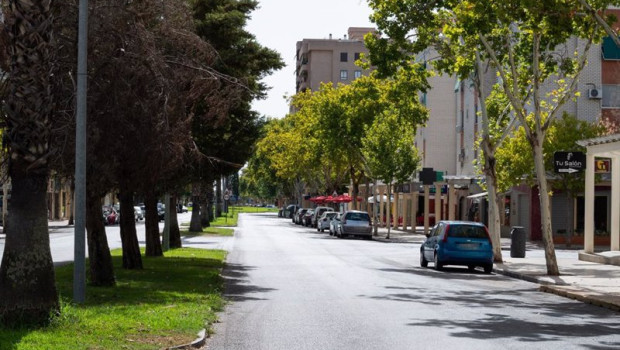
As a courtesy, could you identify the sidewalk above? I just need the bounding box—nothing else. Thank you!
[374,226,620,312]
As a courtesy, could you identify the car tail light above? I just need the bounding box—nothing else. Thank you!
[484,227,491,241]
[442,224,450,243]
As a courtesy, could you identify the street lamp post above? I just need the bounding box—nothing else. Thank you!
[73,0,89,304]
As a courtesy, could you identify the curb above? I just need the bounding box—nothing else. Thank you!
[493,266,620,313]
[539,285,620,312]
[167,329,207,350]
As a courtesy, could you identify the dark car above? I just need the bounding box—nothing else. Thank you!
[157,203,166,221]
[286,204,299,219]
[420,220,493,273]
[294,208,308,225]
[302,209,314,227]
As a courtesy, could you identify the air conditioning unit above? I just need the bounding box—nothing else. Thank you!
[588,88,602,99]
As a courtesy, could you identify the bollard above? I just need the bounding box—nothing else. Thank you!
[510,226,526,258]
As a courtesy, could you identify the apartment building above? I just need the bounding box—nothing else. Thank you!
[295,27,376,93]
[454,14,620,244]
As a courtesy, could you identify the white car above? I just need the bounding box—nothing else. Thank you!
[317,212,338,232]
[329,213,342,236]
[134,206,144,221]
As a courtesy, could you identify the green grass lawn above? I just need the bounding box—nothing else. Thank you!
[181,226,234,236]
[0,248,226,350]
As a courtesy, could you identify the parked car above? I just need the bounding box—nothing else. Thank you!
[294,208,308,225]
[102,206,118,225]
[420,220,493,273]
[311,206,334,228]
[157,203,165,221]
[317,211,337,232]
[286,204,299,219]
[134,206,144,221]
[329,213,342,236]
[302,209,314,227]
[338,210,372,239]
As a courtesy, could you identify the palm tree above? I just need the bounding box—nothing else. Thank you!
[0,0,59,326]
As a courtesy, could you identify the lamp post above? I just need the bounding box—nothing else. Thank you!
[73,0,89,304]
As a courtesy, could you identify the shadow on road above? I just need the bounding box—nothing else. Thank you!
[221,263,277,302]
[405,312,620,344]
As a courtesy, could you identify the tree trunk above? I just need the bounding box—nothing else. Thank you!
[68,178,75,226]
[483,151,503,263]
[204,179,213,225]
[169,194,182,248]
[189,183,202,232]
[475,50,503,263]
[144,191,163,257]
[85,193,115,286]
[533,138,559,275]
[0,174,59,326]
[216,177,222,218]
[373,180,379,235]
[119,189,144,268]
[201,196,210,227]
[386,184,392,239]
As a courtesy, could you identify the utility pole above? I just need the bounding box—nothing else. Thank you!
[73,0,89,303]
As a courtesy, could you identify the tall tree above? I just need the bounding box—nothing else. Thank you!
[0,0,59,326]
[188,0,284,230]
[366,0,618,275]
[362,109,421,239]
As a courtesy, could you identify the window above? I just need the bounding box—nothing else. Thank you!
[603,85,620,108]
[340,70,348,80]
[340,52,348,62]
[354,52,361,61]
[354,70,362,79]
[602,36,620,60]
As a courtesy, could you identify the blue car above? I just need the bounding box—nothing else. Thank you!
[420,221,494,273]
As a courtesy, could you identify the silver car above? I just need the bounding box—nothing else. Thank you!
[311,206,334,228]
[317,211,337,232]
[338,210,372,240]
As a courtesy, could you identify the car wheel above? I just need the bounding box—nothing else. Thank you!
[483,264,493,274]
[420,250,428,268]
[434,252,443,270]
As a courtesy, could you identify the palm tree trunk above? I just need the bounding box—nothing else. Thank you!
[169,194,182,248]
[85,193,115,286]
[144,191,162,257]
[119,189,144,267]
[0,174,59,326]
[189,183,202,232]
[0,0,58,326]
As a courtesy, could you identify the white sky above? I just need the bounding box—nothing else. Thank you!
[246,0,374,119]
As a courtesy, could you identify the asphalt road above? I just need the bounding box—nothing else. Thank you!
[206,212,620,350]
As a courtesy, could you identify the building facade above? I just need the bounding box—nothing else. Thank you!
[295,27,376,94]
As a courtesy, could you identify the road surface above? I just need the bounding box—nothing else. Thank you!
[206,212,620,350]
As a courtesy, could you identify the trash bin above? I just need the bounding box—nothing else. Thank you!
[510,226,526,258]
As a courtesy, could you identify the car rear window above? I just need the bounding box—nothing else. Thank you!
[345,212,370,221]
[447,225,487,239]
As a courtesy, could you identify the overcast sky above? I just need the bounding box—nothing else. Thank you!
[246,0,374,119]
